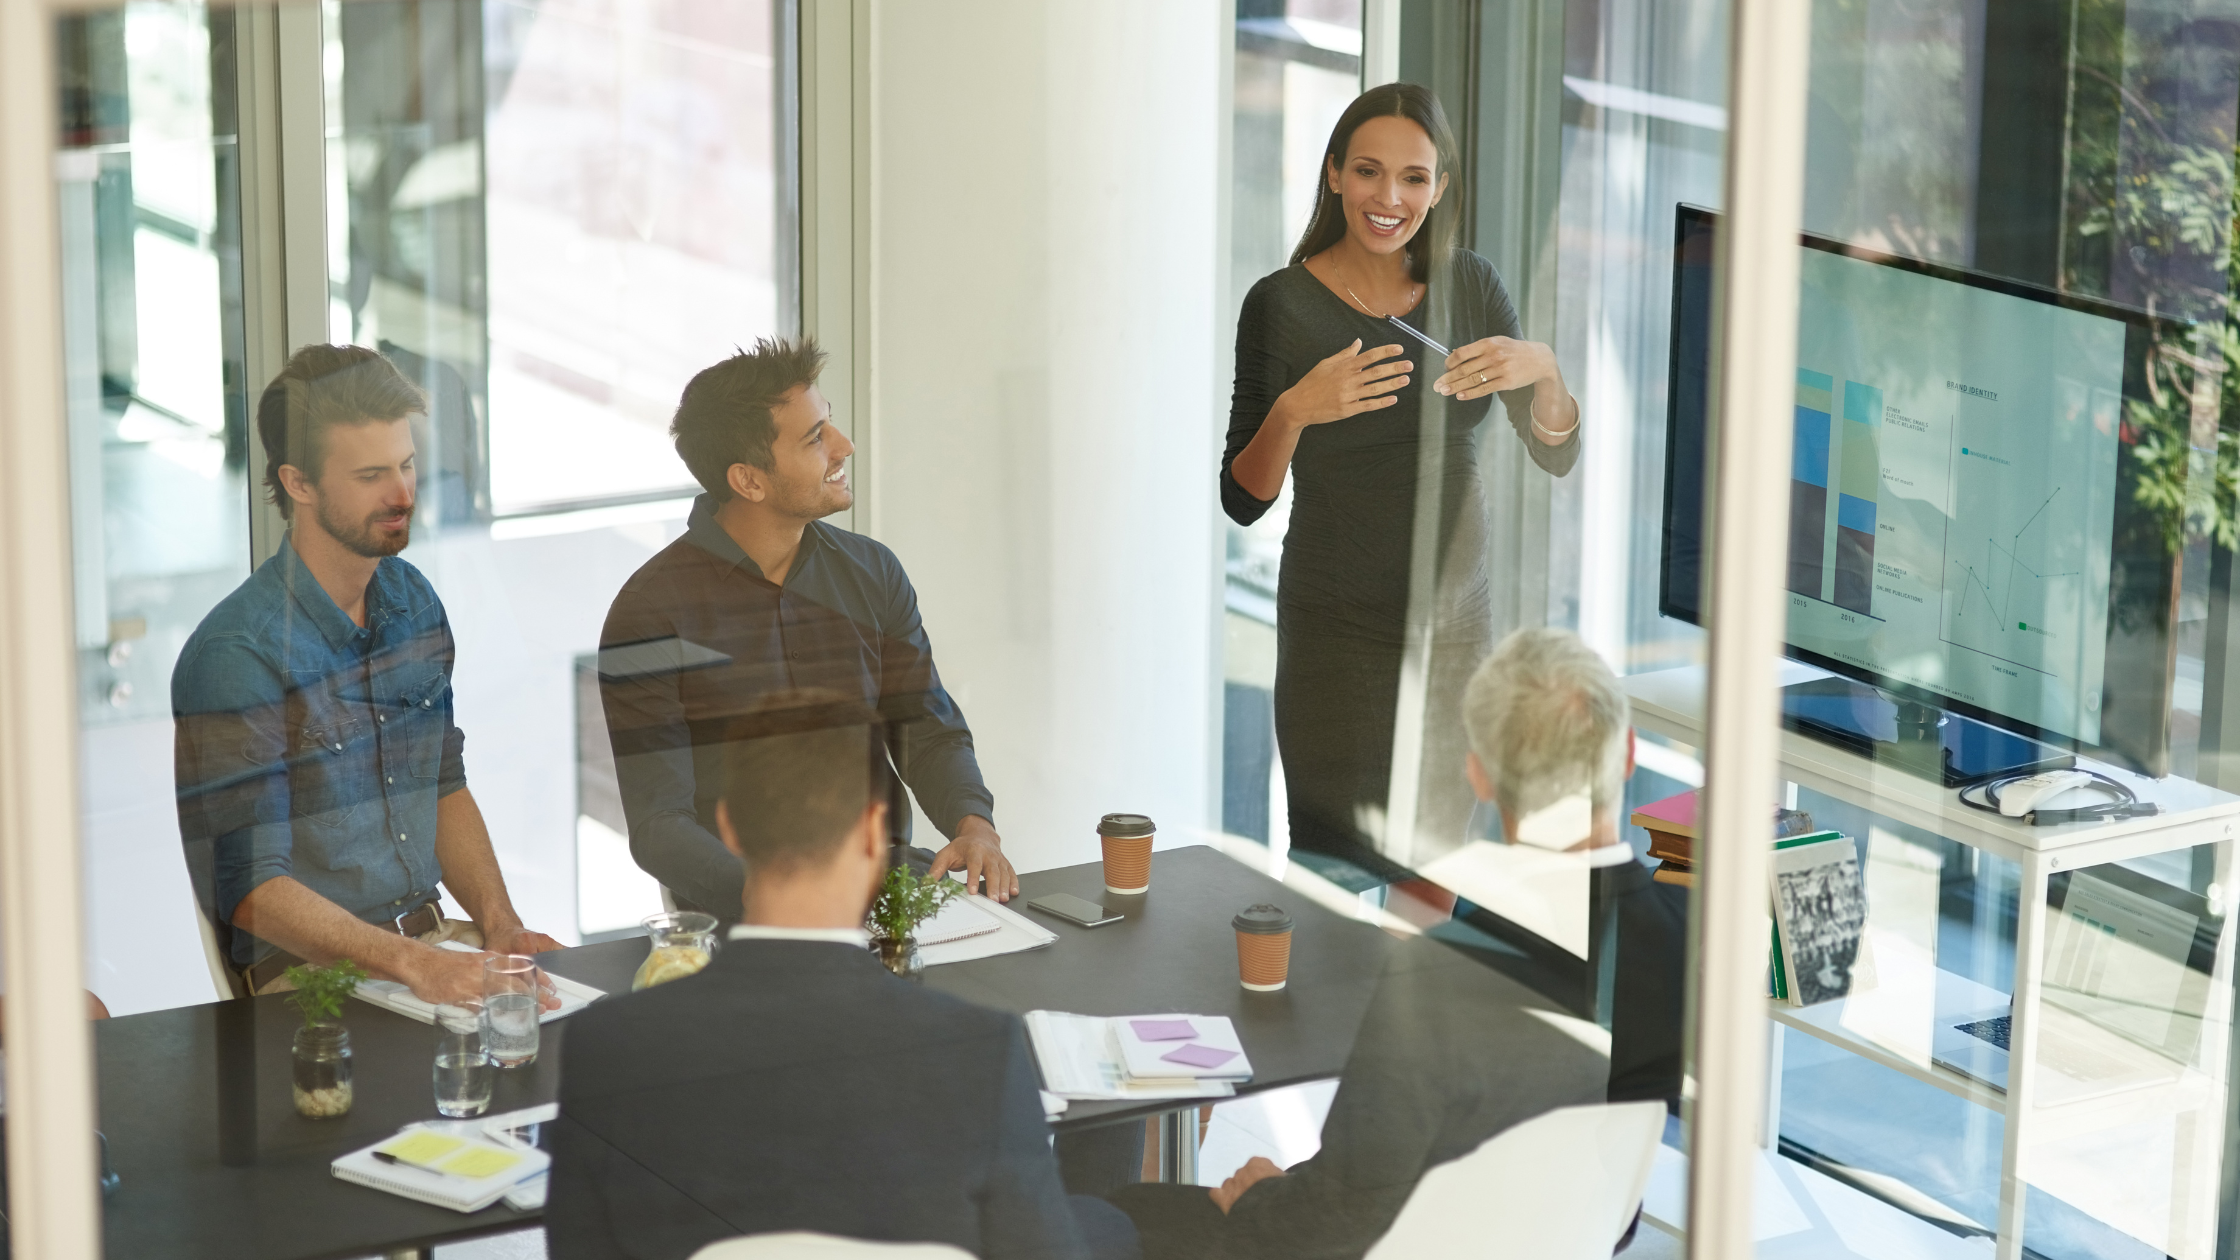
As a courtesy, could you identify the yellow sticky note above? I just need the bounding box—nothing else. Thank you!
[440,1145,524,1180]
[378,1132,466,1168]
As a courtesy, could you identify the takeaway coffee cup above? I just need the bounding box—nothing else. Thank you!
[1098,813,1155,894]
[1233,904,1294,991]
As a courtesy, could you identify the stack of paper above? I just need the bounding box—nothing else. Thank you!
[351,941,605,1025]
[1026,1010,1249,1102]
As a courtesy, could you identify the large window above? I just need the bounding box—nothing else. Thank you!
[327,0,794,517]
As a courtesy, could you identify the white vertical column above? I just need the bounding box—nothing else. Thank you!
[232,1,332,566]
[1688,1,1812,1257]
[1995,855,2051,1259]
[1361,0,1401,88]
[865,0,1219,874]
[799,0,873,537]
[0,0,103,1255]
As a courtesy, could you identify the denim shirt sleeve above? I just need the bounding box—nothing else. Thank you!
[172,633,297,922]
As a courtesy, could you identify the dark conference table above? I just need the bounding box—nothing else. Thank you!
[95,846,1400,1260]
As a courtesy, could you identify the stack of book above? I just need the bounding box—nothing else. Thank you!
[1628,789,1816,887]
[1026,1011,1254,1101]
[1629,790,1873,1007]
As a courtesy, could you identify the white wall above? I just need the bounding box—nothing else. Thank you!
[864,1,1226,876]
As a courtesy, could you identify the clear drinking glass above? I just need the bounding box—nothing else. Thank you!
[432,1005,495,1118]
[480,955,545,1069]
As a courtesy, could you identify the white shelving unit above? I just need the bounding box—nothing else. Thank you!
[1622,665,2240,1260]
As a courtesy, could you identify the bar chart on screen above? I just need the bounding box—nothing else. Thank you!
[1787,369,1885,621]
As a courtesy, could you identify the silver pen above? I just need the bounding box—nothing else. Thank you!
[1384,314,1452,359]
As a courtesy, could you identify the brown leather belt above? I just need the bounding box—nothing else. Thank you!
[241,901,444,995]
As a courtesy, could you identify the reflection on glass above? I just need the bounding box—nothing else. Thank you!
[57,1,249,731]
[1222,1,1363,853]
[327,0,788,517]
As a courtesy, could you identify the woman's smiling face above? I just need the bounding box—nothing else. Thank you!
[1328,114,1447,260]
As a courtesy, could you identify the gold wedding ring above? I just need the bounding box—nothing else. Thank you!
[1478,372,1487,385]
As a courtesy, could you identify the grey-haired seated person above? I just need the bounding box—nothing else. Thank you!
[548,689,1139,1260]
[1111,629,1645,1260]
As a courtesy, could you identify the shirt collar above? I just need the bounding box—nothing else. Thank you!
[683,493,754,571]
[683,492,825,584]
[276,535,381,651]
[726,924,871,948]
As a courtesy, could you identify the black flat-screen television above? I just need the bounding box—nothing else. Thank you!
[1660,204,2180,777]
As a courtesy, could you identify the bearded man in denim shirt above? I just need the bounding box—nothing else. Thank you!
[173,346,561,1003]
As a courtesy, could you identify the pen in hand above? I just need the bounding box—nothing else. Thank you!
[1385,314,1452,358]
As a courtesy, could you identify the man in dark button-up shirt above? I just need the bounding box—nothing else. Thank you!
[173,346,560,1003]
[600,336,1017,920]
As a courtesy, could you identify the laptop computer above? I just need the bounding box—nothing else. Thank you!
[1931,865,2213,1106]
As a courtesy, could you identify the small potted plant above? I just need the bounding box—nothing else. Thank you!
[283,959,366,1118]
[867,865,959,978]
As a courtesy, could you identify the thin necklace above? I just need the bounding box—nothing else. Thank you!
[1343,280,1421,319]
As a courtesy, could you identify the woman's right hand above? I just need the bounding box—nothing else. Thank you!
[1275,339,1411,430]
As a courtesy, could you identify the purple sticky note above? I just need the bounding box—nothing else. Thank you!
[1162,1043,1239,1071]
[1131,1019,1197,1042]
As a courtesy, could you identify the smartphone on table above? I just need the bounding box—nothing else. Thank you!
[1025,893,1124,928]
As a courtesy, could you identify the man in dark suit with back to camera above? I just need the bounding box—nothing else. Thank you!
[548,690,1138,1260]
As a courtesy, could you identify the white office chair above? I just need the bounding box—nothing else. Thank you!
[1362,1100,1667,1260]
[688,1233,973,1260]
[190,886,245,1001]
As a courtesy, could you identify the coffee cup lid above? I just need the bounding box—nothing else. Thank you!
[1098,813,1156,838]
[1232,903,1293,934]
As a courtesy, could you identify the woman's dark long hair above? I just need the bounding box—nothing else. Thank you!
[1289,83,1463,284]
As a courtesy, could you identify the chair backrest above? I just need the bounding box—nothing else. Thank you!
[180,838,246,1000]
[1363,1101,1666,1260]
[191,888,245,1000]
[689,1234,974,1260]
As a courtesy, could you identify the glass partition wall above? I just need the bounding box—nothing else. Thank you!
[5,2,2236,1260]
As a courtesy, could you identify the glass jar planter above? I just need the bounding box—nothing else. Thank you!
[291,1023,353,1118]
[874,935,921,979]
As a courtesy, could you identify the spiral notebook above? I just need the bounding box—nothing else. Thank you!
[332,1126,551,1213]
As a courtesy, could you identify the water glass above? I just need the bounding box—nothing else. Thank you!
[480,955,545,1069]
[432,1004,494,1118]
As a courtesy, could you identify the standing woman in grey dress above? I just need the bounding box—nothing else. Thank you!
[1223,84,1580,877]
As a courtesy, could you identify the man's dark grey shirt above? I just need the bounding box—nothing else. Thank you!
[598,495,992,915]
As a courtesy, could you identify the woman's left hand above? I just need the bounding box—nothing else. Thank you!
[1435,337,1557,401]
